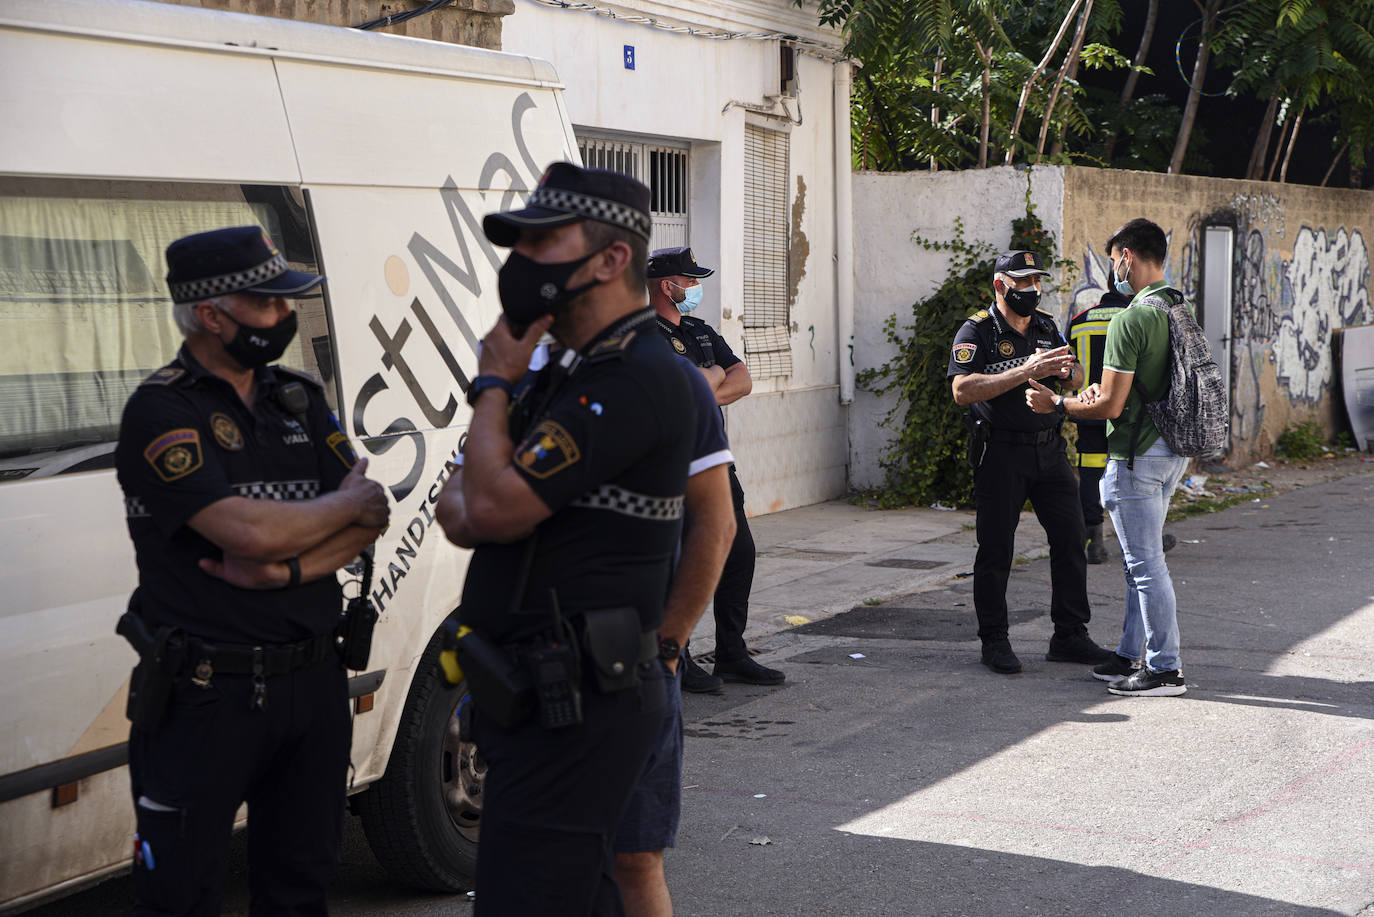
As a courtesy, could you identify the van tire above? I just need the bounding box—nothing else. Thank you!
[354,632,482,892]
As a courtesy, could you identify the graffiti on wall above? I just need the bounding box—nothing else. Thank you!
[1067,196,1371,456]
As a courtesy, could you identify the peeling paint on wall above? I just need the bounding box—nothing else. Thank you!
[789,175,809,306]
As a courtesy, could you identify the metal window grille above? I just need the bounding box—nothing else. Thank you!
[742,124,791,377]
[576,135,688,250]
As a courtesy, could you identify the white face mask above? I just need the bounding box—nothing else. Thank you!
[671,281,704,315]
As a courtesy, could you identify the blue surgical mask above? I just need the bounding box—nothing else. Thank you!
[674,282,704,315]
[1113,257,1135,297]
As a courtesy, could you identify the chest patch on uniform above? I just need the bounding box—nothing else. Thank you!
[671,337,687,354]
[998,340,1016,357]
[210,413,244,451]
[326,430,358,469]
[143,428,203,482]
[516,420,581,479]
[952,343,976,364]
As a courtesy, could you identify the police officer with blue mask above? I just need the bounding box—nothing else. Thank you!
[647,247,784,692]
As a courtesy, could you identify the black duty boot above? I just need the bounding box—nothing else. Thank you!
[681,651,724,693]
[1046,632,1115,665]
[1085,524,1108,564]
[714,655,785,685]
[981,641,1022,674]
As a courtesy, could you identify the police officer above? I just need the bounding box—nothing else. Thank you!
[948,250,1114,675]
[115,227,390,916]
[435,163,691,916]
[1067,288,1131,562]
[647,246,784,691]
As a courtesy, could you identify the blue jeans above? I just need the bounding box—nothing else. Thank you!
[1100,441,1189,672]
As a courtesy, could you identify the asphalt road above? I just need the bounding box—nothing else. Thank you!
[28,472,1374,916]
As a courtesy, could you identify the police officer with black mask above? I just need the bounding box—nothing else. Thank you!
[435,163,693,916]
[115,227,390,915]
[948,250,1114,675]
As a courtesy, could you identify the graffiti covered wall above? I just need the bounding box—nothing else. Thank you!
[1061,167,1374,463]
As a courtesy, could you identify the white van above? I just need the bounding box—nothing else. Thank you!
[0,0,577,908]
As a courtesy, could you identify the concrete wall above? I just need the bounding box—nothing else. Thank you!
[502,0,849,514]
[1061,167,1374,463]
[850,166,1064,490]
[147,0,513,48]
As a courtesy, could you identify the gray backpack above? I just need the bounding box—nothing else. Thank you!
[1128,288,1228,466]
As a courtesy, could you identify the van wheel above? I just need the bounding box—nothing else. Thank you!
[354,633,483,891]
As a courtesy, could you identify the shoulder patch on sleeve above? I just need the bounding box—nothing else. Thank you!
[514,420,581,479]
[952,342,977,364]
[143,428,203,482]
[140,366,186,387]
[326,428,358,470]
[586,329,637,362]
[967,309,990,323]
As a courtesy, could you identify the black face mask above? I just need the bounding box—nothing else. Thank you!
[497,248,601,329]
[1003,285,1041,317]
[219,309,297,368]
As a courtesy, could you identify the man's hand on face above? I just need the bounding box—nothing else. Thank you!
[479,315,555,383]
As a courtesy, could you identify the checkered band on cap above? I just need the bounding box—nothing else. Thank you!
[169,253,289,303]
[529,187,652,241]
[571,484,684,521]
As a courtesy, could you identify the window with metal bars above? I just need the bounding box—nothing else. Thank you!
[742,124,792,378]
[576,135,689,251]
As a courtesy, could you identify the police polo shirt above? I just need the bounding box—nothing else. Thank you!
[656,314,741,370]
[679,355,732,476]
[947,303,1066,433]
[459,309,695,644]
[115,346,357,644]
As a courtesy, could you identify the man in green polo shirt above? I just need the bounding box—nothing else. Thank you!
[1026,218,1190,696]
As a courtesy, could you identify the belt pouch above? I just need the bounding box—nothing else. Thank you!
[453,629,534,728]
[124,624,185,732]
[579,607,643,693]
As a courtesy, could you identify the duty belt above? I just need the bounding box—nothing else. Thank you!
[502,627,659,666]
[119,611,336,677]
[988,427,1061,446]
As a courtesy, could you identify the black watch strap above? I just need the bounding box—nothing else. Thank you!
[657,635,680,661]
[467,375,513,406]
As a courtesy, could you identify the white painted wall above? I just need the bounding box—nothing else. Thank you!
[502,0,850,514]
[849,166,1066,490]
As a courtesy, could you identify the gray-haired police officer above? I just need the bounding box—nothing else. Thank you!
[948,250,1114,675]
[115,227,389,916]
[436,163,693,916]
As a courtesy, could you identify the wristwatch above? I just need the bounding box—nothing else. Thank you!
[466,375,513,406]
[657,635,681,661]
[1053,395,1067,415]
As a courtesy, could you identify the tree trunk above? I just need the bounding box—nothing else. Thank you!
[1246,91,1280,180]
[1320,141,1350,187]
[977,42,992,168]
[1038,0,1094,161]
[931,54,942,171]
[1168,0,1223,175]
[1266,113,1293,182]
[1279,109,1304,183]
[1004,0,1083,165]
[1103,0,1158,161]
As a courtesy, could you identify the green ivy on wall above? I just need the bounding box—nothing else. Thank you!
[857,208,1067,509]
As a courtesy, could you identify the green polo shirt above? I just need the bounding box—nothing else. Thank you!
[1103,280,1173,459]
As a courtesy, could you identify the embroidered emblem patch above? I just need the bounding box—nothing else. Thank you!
[326,430,358,469]
[671,338,687,354]
[210,413,244,451]
[998,340,1016,357]
[515,421,581,479]
[1024,252,1035,266]
[952,343,976,364]
[969,309,990,322]
[143,428,203,482]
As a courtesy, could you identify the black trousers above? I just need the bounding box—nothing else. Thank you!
[128,659,350,917]
[1078,463,1105,527]
[710,466,753,662]
[973,435,1092,644]
[472,663,667,917]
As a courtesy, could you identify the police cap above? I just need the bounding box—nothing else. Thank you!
[165,227,324,304]
[646,246,714,279]
[995,250,1052,278]
[483,162,652,247]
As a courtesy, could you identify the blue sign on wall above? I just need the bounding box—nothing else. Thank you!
[624,45,635,70]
